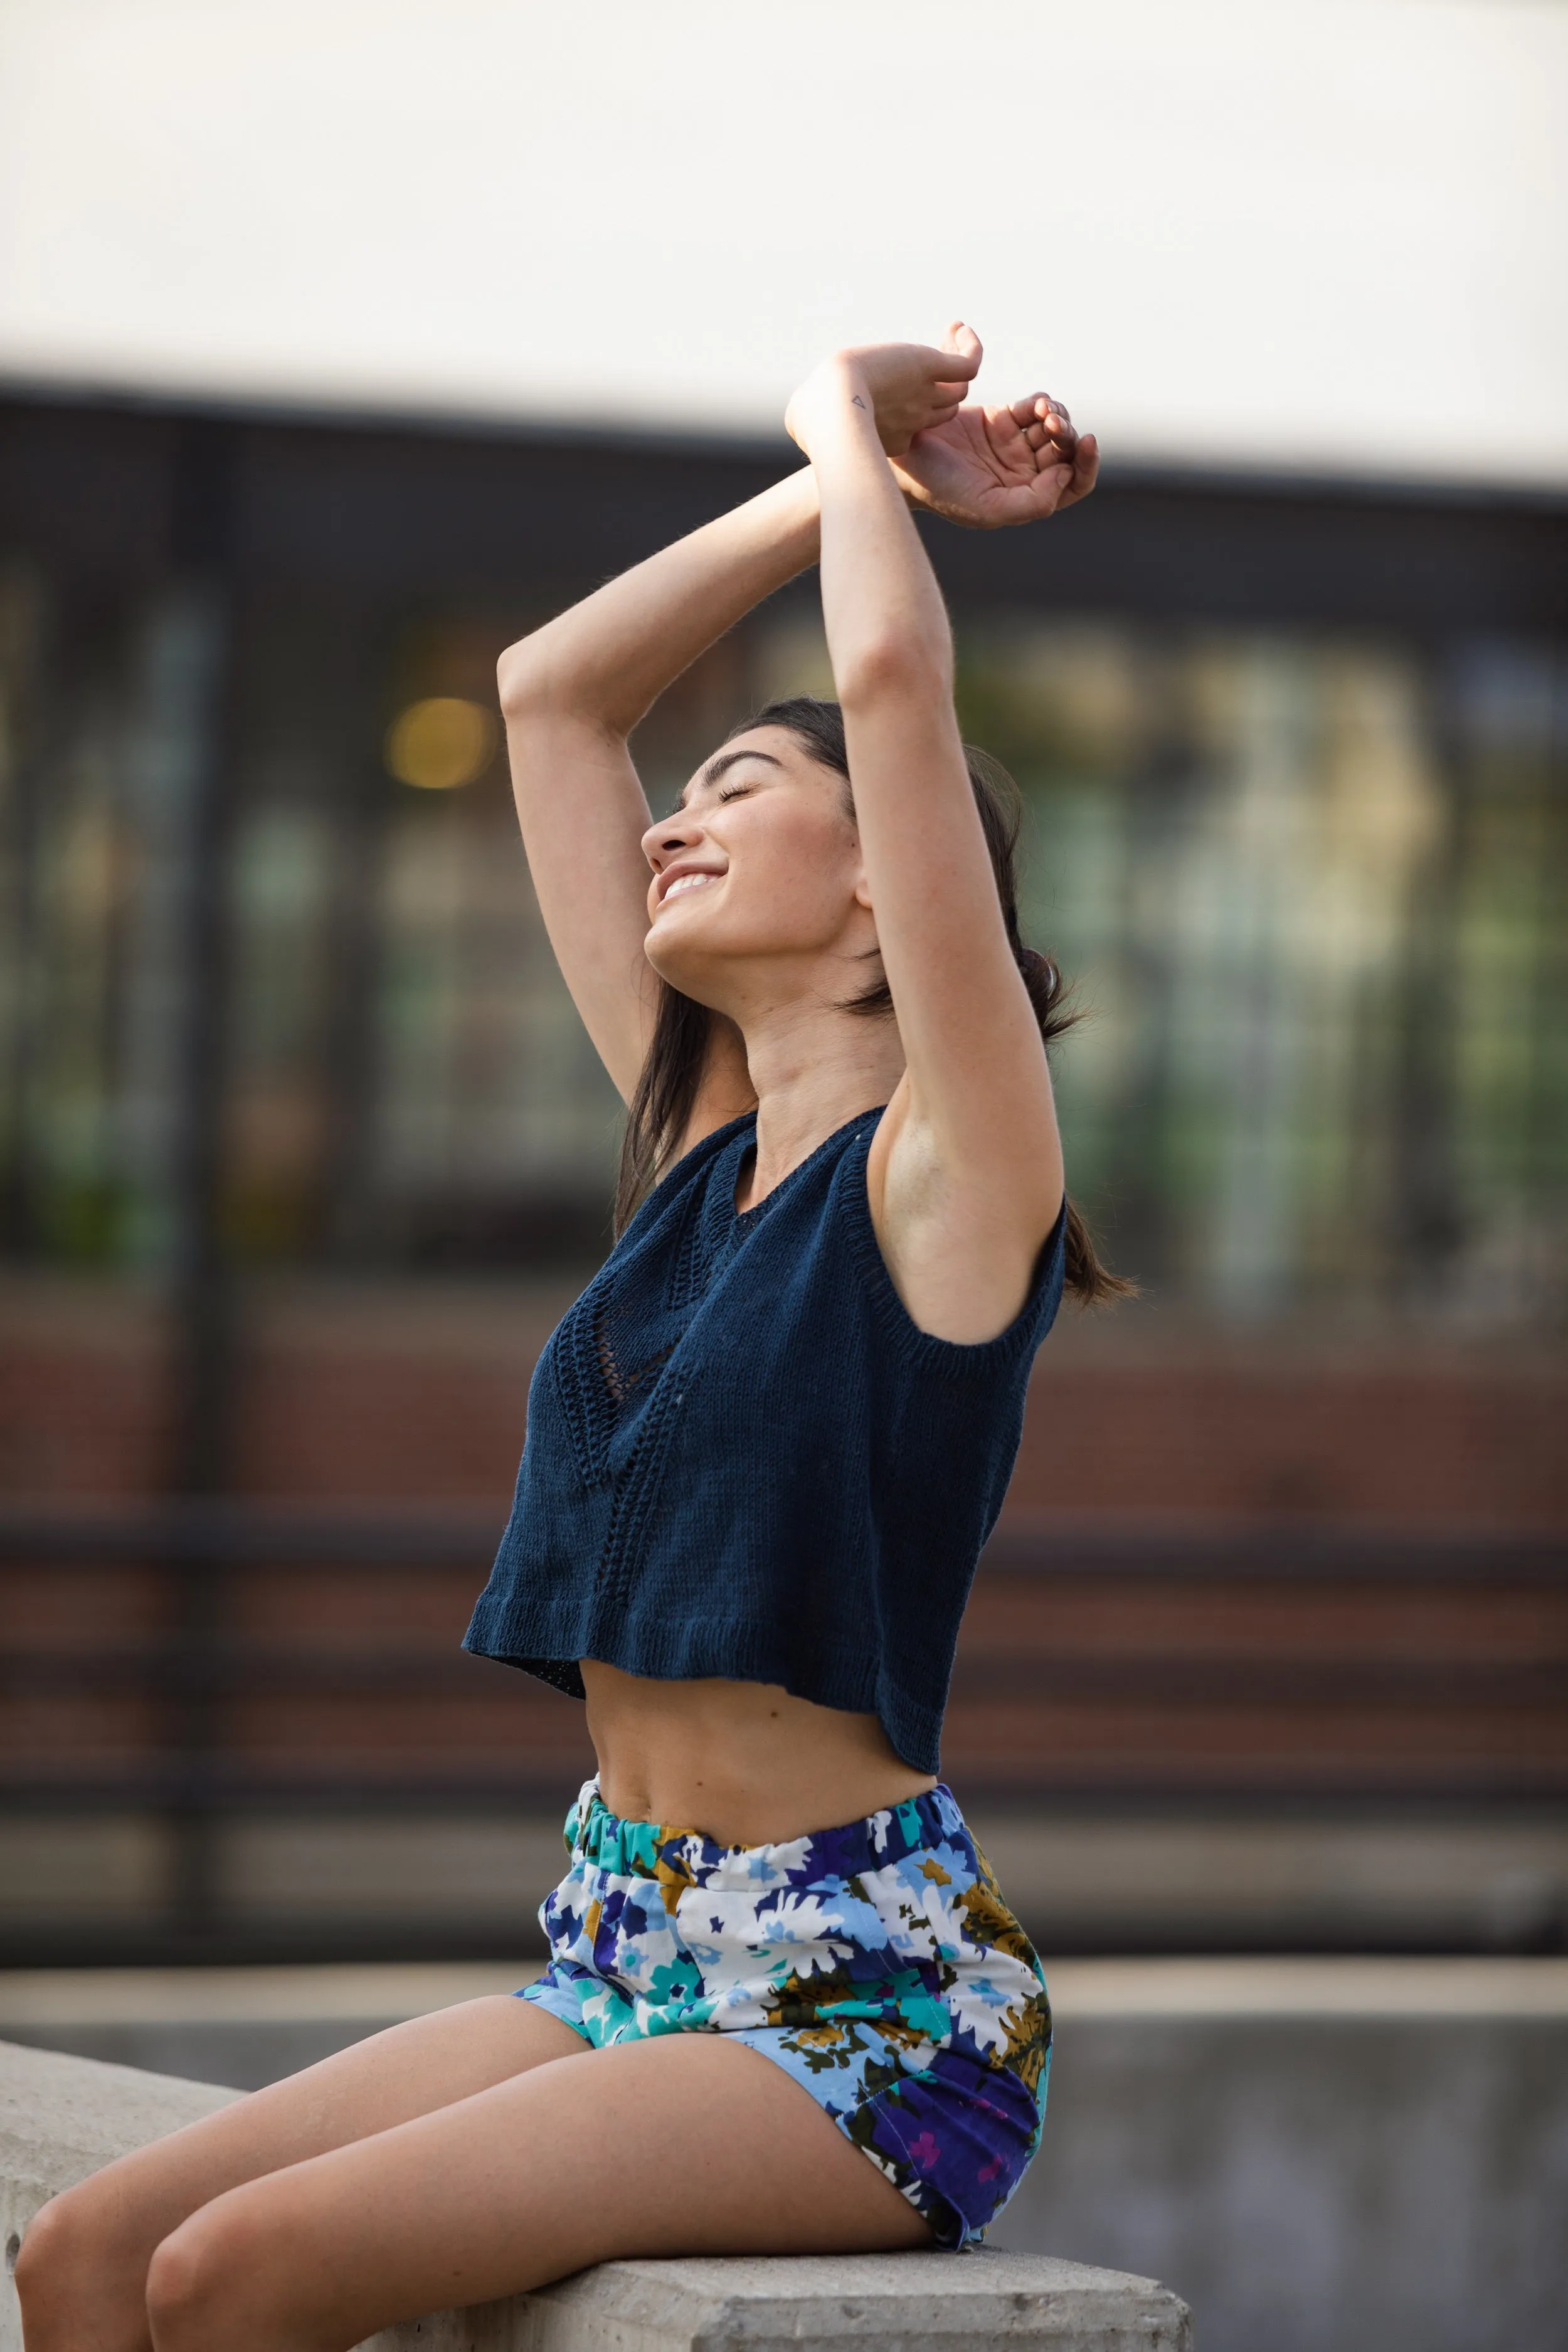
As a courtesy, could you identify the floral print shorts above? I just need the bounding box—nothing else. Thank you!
[518,1777,1051,2247]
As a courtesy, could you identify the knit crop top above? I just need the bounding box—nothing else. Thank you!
[463,1107,1066,1774]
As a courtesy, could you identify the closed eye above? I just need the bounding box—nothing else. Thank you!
[718,785,751,803]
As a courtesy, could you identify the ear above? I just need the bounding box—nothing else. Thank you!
[852,867,875,913]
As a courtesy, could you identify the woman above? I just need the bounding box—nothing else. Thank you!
[17,327,1114,2352]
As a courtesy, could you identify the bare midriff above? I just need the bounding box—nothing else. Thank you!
[580,1658,937,1848]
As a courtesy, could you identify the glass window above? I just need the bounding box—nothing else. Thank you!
[3,564,1563,1327]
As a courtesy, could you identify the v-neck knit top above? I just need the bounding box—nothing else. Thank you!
[463,1108,1067,1774]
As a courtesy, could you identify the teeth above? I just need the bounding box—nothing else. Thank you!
[664,872,718,901]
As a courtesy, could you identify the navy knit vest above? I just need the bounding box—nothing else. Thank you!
[464,1107,1066,1773]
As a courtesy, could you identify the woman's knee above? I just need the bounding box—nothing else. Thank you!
[144,2212,233,2349]
[13,2191,65,2314]
[144,2194,295,2352]
[15,2181,99,2306]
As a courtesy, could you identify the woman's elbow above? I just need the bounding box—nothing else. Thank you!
[496,636,555,721]
[497,633,621,731]
[834,632,952,713]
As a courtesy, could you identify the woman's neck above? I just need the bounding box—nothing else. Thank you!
[737,1004,905,1210]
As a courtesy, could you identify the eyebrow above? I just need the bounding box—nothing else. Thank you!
[679,747,785,807]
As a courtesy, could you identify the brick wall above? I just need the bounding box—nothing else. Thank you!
[3,1274,1563,1525]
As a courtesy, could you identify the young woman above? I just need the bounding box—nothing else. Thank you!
[17,327,1115,2352]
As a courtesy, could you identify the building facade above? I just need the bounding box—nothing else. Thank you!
[1,391,1564,1962]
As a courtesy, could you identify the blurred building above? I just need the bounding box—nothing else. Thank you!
[0,387,1563,1963]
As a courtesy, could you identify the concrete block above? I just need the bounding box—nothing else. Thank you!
[362,2252,1190,2352]
[1,2039,240,2352]
[1,2042,1187,2352]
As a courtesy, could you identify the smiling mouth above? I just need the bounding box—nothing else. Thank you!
[660,871,722,906]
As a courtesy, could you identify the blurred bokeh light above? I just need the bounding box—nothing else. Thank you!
[385,696,499,792]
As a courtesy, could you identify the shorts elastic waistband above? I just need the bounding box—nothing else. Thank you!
[568,1776,968,1881]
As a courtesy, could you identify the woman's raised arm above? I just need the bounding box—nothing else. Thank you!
[785,331,1096,1342]
[496,469,822,1101]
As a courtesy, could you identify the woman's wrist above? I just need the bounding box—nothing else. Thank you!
[766,460,824,544]
[785,355,882,465]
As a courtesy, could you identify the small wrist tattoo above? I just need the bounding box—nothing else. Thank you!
[851,395,867,410]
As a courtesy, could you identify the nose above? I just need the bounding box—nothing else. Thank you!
[642,808,703,869]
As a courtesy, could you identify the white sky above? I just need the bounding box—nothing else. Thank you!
[1,0,1564,484]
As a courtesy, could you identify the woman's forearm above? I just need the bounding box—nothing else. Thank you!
[808,374,954,707]
[798,353,1039,1172]
[499,467,821,736]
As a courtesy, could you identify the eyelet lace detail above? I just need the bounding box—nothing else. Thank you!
[593,1292,677,1412]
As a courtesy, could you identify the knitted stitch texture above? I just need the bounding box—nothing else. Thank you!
[464,1108,1066,1773]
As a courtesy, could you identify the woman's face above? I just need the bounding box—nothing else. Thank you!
[640,726,872,1009]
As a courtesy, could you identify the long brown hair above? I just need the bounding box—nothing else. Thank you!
[615,696,1131,1306]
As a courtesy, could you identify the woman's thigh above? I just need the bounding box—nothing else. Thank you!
[149,2033,930,2352]
[17,1995,583,2350]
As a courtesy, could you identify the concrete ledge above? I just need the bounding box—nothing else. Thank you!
[1,2040,1188,2352]
[1,2039,241,2352]
[361,2252,1190,2352]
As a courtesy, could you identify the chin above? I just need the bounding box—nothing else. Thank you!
[644,933,729,1005]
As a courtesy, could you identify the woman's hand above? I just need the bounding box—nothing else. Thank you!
[891,326,1097,529]
[787,323,1098,529]
[785,333,982,460]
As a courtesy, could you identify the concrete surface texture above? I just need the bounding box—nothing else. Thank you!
[4,1962,1565,2352]
[996,2011,1568,2352]
[0,2040,239,2352]
[0,2042,1185,2352]
[363,2254,1189,2352]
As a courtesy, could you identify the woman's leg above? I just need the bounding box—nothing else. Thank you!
[143,2033,928,2352]
[16,1994,586,2352]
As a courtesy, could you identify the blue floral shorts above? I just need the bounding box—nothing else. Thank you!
[518,1777,1051,2247]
